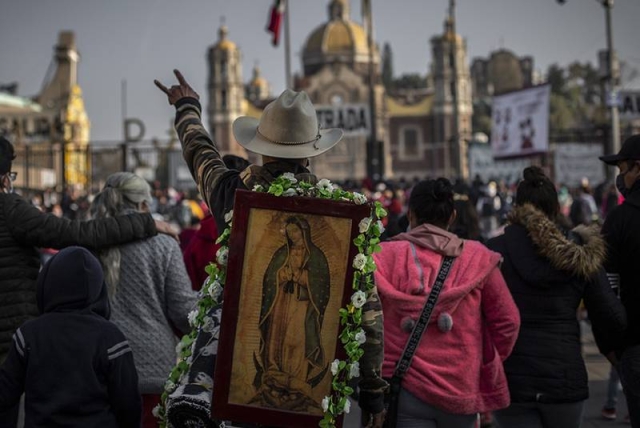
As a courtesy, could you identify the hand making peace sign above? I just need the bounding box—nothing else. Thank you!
[154,69,199,105]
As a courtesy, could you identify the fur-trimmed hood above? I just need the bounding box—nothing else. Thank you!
[506,204,606,280]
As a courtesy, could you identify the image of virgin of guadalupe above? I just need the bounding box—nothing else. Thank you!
[250,216,331,412]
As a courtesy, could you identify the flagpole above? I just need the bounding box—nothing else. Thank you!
[284,0,292,89]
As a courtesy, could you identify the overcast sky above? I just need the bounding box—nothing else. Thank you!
[1,0,638,142]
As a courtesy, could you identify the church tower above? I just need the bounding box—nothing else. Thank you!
[431,12,473,179]
[207,25,247,157]
[245,65,271,103]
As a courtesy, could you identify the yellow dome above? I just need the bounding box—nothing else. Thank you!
[304,20,368,56]
[214,25,236,52]
[249,66,268,88]
[215,39,236,51]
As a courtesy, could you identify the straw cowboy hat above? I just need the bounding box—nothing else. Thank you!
[233,89,343,159]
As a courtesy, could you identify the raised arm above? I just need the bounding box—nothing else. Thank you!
[4,194,157,250]
[155,70,230,210]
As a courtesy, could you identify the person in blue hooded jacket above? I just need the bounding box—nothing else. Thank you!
[0,246,142,428]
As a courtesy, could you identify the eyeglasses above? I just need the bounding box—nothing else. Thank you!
[7,172,17,181]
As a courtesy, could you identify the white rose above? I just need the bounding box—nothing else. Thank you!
[175,340,185,354]
[349,362,360,379]
[216,247,229,266]
[187,309,199,327]
[322,396,330,413]
[164,380,176,392]
[152,404,162,418]
[316,178,333,192]
[358,217,372,233]
[282,172,298,184]
[376,220,385,234]
[252,184,264,192]
[209,280,223,301]
[331,359,340,376]
[343,399,351,414]
[282,188,298,197]
[224,210,234,223]
[353,253,367,271]
[354,329,366,345]
[351,290,367,309]
[352,192,367,205]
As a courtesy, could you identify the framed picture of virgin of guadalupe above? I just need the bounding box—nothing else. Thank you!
[212,190,370,428]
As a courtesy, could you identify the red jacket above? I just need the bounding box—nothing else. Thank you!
[374,224,520,414]
[183,215,220,290]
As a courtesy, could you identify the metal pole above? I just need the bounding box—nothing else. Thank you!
[121,79,128,171]
[449,0,462,180]
[604,0,620,176]
[284,0,293,89]
[366,0,379,179]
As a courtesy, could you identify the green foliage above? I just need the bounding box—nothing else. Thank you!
[157,175,387,428]
[392,73,427,90]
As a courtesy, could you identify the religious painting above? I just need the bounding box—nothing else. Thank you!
[212,190,369,428]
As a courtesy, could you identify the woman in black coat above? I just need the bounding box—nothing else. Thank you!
[486,166,626,428]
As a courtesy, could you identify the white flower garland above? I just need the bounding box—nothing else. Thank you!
[156,175,387,428]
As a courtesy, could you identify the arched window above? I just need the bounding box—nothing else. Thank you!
[399,125,423,160]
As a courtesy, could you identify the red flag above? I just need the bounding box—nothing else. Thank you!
[266,0,285,46]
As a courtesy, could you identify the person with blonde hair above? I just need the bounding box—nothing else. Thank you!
[91,172,198,428]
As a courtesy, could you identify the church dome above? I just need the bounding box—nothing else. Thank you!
[213,25,236,52]
[302,0,377,76]
[249,66,268,88]
[304,20,368,57]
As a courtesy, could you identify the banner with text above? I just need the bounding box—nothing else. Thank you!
[617,91,640,120]
[491,84,550,158]
[468,143,531,184]
[554,143,605,188]
[315,104,370,136]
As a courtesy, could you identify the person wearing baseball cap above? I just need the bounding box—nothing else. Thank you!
[600,134,640,427]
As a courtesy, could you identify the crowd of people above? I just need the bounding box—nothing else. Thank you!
[0,68,639,428]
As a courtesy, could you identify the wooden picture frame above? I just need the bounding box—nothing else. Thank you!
[212,190,370,428]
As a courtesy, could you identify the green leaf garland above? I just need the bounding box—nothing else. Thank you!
[156,174,386,428]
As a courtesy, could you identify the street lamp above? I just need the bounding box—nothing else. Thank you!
[557,0,621,178]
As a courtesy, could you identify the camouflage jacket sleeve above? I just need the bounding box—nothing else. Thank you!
[174,97,229,210]
[358,285,388,414]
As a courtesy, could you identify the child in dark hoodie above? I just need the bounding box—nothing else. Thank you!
[0,246,142,428]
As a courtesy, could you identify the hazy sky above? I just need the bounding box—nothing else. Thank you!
[1,0,638,142]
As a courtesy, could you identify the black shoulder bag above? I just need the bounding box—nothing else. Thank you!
[383,255,455,428]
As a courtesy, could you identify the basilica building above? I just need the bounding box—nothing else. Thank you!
[0,31,91,189]
[207,0,473,180]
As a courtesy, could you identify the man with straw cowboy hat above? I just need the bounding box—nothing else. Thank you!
[155,70,387,427]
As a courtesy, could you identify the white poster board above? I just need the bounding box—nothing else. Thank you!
[553,143,606,187]
[468,144,531,184]
[491,85,551,158]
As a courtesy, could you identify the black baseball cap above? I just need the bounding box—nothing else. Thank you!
[600,134,640,165]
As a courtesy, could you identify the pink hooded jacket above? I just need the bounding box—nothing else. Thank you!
[374,224,520,414]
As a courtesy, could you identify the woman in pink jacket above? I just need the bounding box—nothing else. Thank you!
[375,178,521,428]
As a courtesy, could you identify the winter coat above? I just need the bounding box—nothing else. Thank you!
[487,204,627,404]
[375,224,520,415]
[0,247,141,428]
[0,192,157,363]
[183,215,220,290]
[602,185,640,350]
[108,234,198,394]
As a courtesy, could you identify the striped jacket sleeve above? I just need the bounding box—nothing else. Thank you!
[105,335,141,427]
[174,97,230,210]
[358,286,388,414]
[0,328,27,411]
